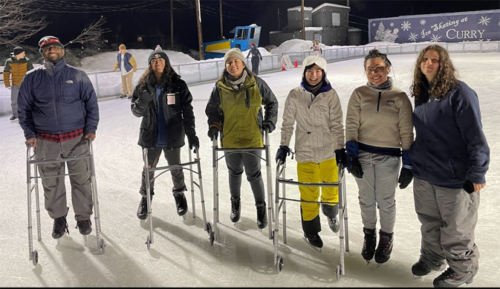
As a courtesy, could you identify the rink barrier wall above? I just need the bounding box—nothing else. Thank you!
[0,41,499,116]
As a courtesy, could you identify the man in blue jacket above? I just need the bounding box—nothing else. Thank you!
[113,44,137,99]
[18,35,100,240]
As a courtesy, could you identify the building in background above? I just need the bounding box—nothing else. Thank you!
[269,3,353,47]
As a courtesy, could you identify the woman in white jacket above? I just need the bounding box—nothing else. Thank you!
[276,56,346,249]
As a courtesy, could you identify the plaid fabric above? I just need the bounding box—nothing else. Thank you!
[37,128,83,143]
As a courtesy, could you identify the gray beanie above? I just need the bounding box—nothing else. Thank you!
[223,48,246,65]
[148,45,170,65]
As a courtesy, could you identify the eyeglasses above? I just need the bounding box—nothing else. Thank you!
[42,45,62,52]
[366,66,386,73]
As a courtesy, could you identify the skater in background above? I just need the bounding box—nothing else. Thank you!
[409,44,489,287]
[345,49,413,264]
[113,44,137,99]
[206,48,278,230]
[131,45,199,220]
[276,55,346,249]
[246,43,263,75]
[311,40,322,57]
[3,46,34,121]
[18,35,99,239]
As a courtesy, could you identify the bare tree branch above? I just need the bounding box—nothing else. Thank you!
[0,0,47,46]
[67,15,111,50]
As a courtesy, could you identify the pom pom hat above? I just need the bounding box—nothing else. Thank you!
[148,45,170,65]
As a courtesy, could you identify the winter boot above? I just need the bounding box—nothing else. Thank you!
[361,228,377,263]
[76,220,92,235]
[412,259,446,277]
[304,233,323,248]
[137,195,153,220]
[256,202,267,229]
[173,190,188,216]
[230,197,241,223]
[321,204,339,233]
[375,230,394,264]
[433,267,474,287]
[52,215,69,239]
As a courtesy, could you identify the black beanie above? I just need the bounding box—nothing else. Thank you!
[148,45,169,65]
[13,47,24,56]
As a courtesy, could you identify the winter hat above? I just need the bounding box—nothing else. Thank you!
[38,36,64,49]
[148,45,170,65]
[13,47,24,56]
[223,48,246,65]
[119,44,126,50]
[302,55,327,75]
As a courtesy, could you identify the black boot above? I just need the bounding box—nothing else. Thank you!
[230,197,241,222]
[256,202,267,229]
[304,233,323,248]
[76,220,92,235]
[52,215,69,239]
[173,190,188,216]
[137,195,153,220]
[412,259,446,277]
[375,230,393,264]
[361,228,377,262]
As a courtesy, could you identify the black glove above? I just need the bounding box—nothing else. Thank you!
[187,134,199,151]
[207,127,219,141]
[275,145,291,164]
[263,121,275,133]
[463,179,474,194]
[347,157,363,178]
[334,148,347,168]
[398,167,413,189]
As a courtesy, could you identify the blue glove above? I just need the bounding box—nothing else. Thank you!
[263,121,275,133]
[346,141,363,178]
[275,145,291,164]
[334,148,347,168]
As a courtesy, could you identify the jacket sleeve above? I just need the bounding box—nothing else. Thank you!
[454,83,490,184]
[205,84,223,130]
[79,71,99,134]
[130,56,138,72]
[113,59,119,71]
[345,88,361,142]
[280,89,297,147]
[131,84,153,117]
[329,89,345,151]
[3,61,11,88]
[18,74,36,139]
[27,59,34,71]
[398,92,414,151]
[256,77,278,128]
[179,81,197,137]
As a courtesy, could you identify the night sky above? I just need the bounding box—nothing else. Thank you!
[29,0,500,51]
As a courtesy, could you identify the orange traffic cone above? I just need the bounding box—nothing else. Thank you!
[282,62,286,71]
[294,60,298,68]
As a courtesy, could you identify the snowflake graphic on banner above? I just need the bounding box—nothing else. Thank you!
[408,33,418,42]
[431,34,442,42]
[401,21,411,31]
[390,22,394,27]
[420,19,426,25]
[479,15,491,26]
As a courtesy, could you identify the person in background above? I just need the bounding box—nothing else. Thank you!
[246,43,263,75]
[205,48,278,230]
[276,55,345,250]
[18,35,99,239]
[131,45,199,220]
[409,44,489,288]
[345,49,414,265]
[3,46,34,121]
[311,40,322,57]
[113,44,137,99]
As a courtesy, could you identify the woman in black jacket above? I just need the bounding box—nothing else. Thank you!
[131,46,199,220]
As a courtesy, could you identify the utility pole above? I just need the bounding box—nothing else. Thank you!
[220,0,223,39]
[301,0,305,40]
[278,8,280,30]
[171,0,174,49]
[195,0,204,60]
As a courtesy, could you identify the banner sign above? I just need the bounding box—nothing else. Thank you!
[368,10,500,43]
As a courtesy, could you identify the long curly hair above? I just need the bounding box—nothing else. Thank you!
[410,45,458,101]
[137,62,180,88]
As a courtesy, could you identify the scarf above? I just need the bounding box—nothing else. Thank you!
[225,70,248,91]
[367,76,393,91]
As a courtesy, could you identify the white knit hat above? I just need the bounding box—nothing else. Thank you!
[302,55,327,74]
[223,48,246,65]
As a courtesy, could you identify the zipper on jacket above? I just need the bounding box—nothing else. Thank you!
[377,91,381,111]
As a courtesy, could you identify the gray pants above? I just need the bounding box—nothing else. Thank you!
[11,85,20,118]
[140,147,185,196]
[225,150,265,205]
[36,136,93,221]
[413,177,480,275]
[354,151,400,233]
